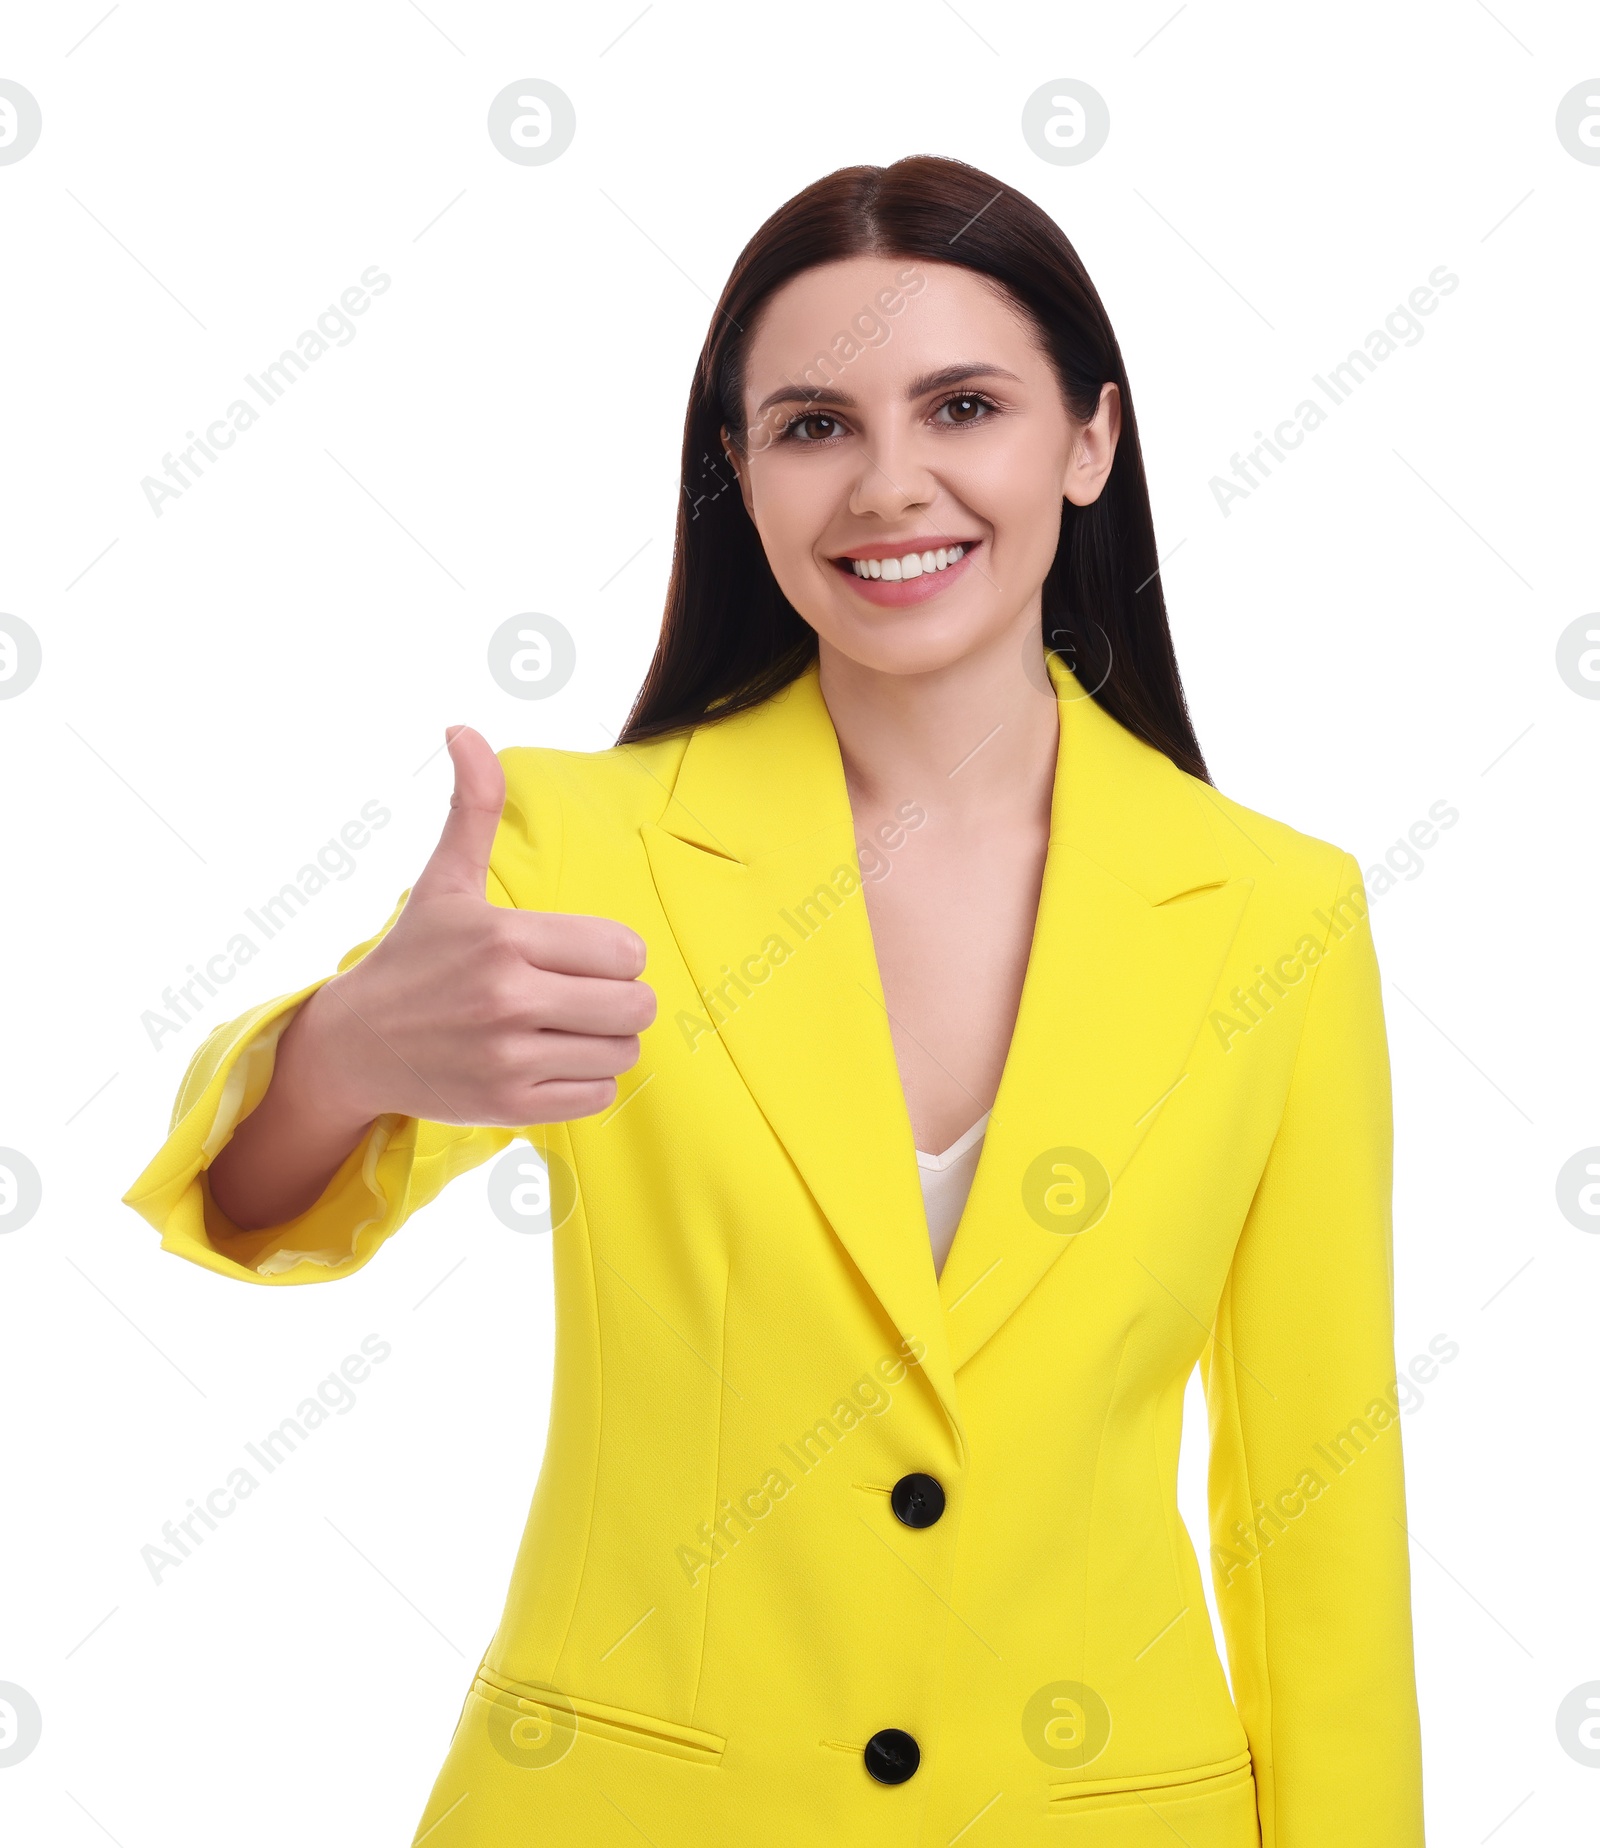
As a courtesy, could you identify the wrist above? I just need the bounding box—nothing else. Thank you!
[279,980,386,1137]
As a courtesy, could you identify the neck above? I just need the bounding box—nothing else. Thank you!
[817,610,1060,829]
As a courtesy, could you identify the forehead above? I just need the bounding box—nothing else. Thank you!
[740,256,1045,399]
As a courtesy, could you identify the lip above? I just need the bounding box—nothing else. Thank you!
[834,536,979,561]
[829,538,983,608]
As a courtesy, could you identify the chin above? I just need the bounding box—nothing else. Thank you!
[815,609,1012,680]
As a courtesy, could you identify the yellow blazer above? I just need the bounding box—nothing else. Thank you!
[123,651,1426,1846]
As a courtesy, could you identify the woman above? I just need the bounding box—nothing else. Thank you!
[124,156,1425,1845]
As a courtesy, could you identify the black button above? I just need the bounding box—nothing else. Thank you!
[864,1727,920,1784]
[890,1472,945,1528]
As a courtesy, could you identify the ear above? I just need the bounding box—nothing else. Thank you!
[720,426,755,520]
[1062,381,1122,508]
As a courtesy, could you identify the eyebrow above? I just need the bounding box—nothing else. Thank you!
[752,363,1023,418]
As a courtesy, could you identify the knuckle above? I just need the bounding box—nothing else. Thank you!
[481,970,531,1022]
[457,988,502,1031]
[594,918,645,975]
[632,982,658,1028]
[487,922,532,973]
[478,1037,527,1080]
[574,1079,618,1117]
[531,1078,613,1123]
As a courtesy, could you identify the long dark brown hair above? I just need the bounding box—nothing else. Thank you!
[618,154,1208,782]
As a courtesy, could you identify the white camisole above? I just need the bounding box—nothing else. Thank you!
[916,1112,990,1277]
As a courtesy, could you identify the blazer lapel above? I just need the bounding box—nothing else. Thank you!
[936,665,1252,1370]
[641,666,961,1441]
[640,651,1252,1442]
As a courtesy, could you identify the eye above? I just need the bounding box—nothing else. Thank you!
[934,392,998,426]
[782,410,848,443]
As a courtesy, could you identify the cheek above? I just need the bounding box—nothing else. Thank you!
[950,433,1067,545]
[960,426,1056,521]
[747,455,839,566]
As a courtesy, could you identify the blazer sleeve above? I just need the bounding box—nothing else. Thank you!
[119,749,562,1287]
[1201,854,1426,1846]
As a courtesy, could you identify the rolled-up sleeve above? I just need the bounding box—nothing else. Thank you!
[121,748,561,1285]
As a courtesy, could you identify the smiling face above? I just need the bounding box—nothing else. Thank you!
[724,255,1120,680]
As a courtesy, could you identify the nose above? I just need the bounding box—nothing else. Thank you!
[847,421,938,522]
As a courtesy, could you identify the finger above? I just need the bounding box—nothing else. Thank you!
[412,725,506,901]
[510,910,648,980]
[516,970,656,1037]
[525,1030,644,1082]
[522,1077,619,1124]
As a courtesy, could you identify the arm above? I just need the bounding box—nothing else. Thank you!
[206,982,382,1235]
[1202,855,1425,1845]
[123,731,652,1283]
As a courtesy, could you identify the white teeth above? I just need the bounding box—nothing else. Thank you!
[849,543,967,581]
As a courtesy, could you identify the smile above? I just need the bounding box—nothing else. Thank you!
[842,544,966,581]
[829,537,983,608]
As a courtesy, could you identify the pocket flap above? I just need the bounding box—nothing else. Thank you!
[471,1666,726,1764]
[1047,1746,1253,1805]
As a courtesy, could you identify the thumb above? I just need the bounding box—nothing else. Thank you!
[412,725,507,900]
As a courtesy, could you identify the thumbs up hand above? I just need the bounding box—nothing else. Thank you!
[308,726,655,1130]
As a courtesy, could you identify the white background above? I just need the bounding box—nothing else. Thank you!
[2,2,1596,1842]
